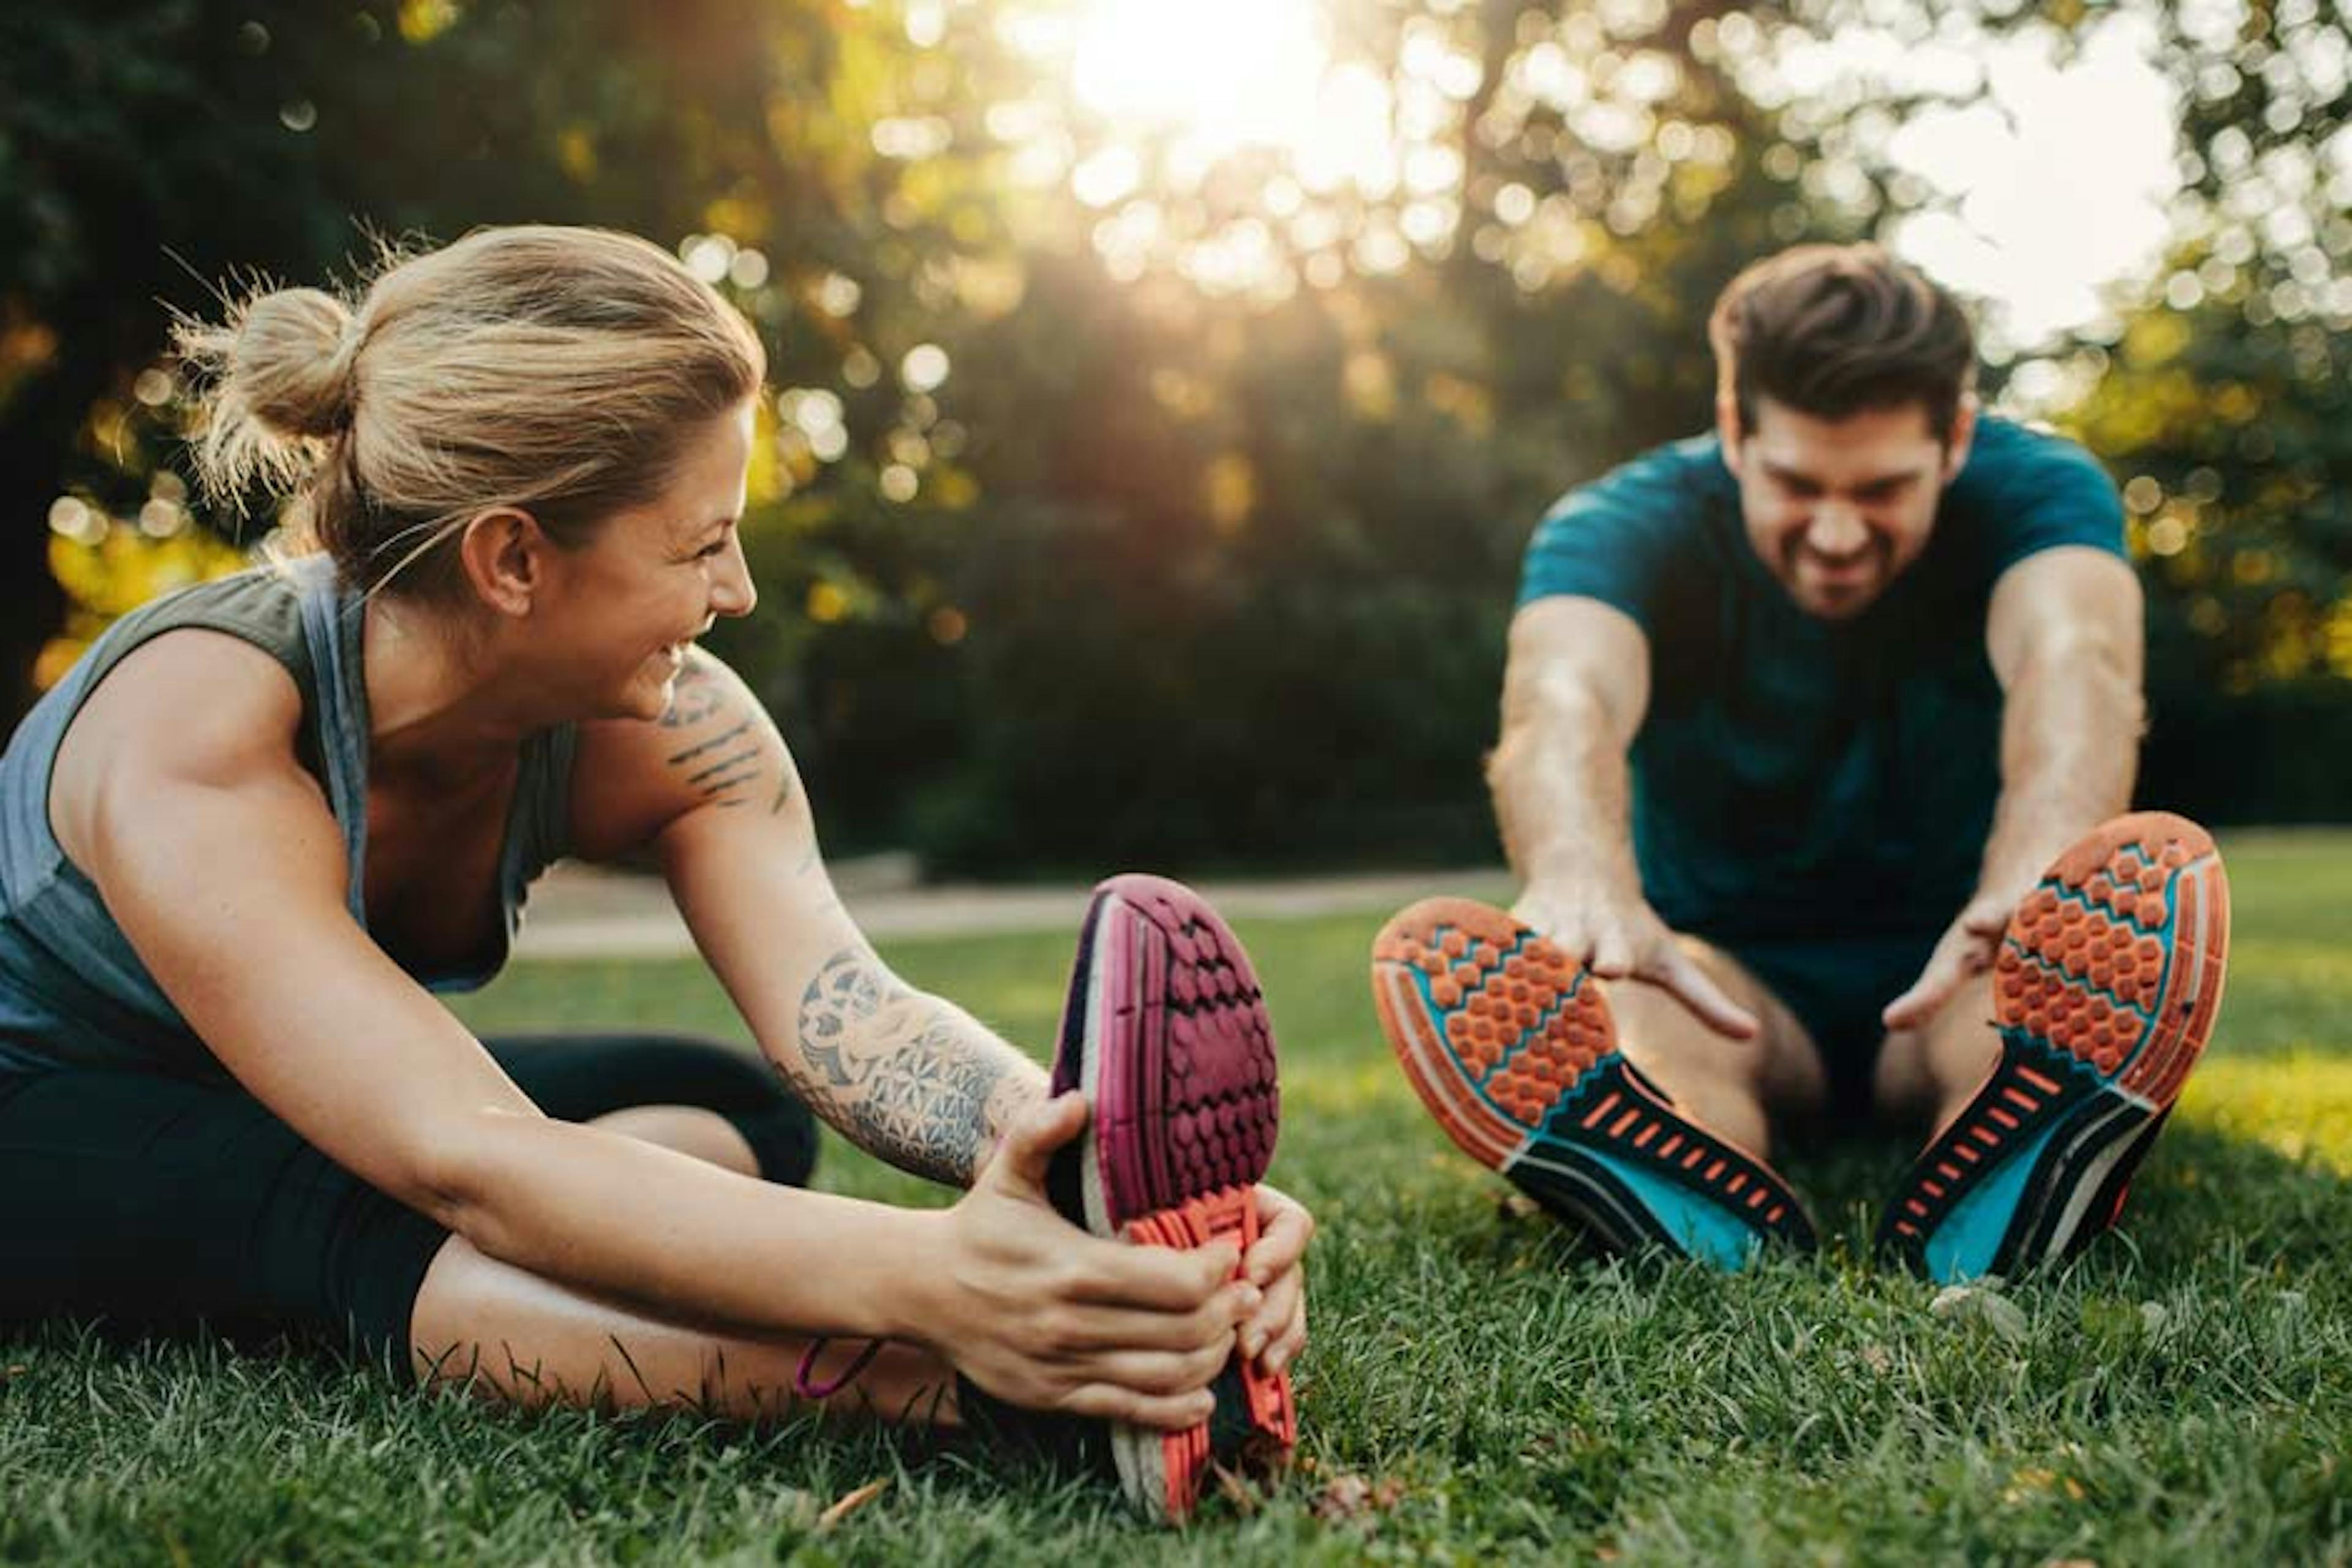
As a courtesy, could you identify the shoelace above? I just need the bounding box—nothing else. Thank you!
[793,1335,883,1401]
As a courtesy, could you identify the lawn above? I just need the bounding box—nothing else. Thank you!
[6,831,2350,1563]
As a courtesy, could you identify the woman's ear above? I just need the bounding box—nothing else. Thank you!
[455,507,546,618]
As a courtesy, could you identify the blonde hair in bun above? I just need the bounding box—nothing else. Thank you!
[175,285,362,492]
[174,225,766,599]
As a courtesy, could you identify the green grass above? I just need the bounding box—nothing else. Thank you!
[8,829,2352,1562]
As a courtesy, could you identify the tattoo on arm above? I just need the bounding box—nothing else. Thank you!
[657,662,780,811]
[785,948,1041,1185]
[659,662,725,728]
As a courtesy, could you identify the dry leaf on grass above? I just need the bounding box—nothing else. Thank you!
[816,1477,890,1531]
[1312,1472,1405,1523]
[1930,1282,2028,1343]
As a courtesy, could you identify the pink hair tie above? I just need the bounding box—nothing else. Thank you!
[793,1336,883,1401]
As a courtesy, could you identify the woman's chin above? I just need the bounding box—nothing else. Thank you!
[600,667,675,723]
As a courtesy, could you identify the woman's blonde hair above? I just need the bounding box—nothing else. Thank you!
[175,225,767,598]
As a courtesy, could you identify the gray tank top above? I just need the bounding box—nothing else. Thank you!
[0,556,576,1079]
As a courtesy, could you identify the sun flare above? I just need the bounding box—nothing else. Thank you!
[1068,0,1332,157]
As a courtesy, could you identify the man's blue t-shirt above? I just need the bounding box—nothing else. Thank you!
[1516,415,2125,946]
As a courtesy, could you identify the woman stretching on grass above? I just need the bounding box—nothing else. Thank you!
[0,226,1305,1521]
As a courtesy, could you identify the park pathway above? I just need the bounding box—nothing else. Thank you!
[514,857,1515,959]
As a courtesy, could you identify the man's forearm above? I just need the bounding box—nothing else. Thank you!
[1978,635,2143,895]
[1489,683,1640,895]
[782,948,1048,1186]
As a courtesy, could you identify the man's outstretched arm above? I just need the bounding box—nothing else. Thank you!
[1490,595,1757,1038]
[1884,545,2144,1026]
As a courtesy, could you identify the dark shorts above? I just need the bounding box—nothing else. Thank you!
[1712,933,1941,1118]
[0,1033,816,1376]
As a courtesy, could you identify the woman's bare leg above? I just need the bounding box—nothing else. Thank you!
[408,1235,960,1426]
[407,1104,944,1425]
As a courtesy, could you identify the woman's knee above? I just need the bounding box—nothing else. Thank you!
[490,1033,820,1185]
[725,1098,818,1186]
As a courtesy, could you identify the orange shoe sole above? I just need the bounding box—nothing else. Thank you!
[1372,897,1815,1268]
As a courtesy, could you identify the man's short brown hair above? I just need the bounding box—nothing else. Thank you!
[1708,243,1977,442]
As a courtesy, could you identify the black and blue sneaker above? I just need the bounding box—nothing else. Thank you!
[1373,897,1815,1270]
[1877,812,2230,1281]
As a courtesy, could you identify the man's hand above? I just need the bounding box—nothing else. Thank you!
[1883,889,2018,1031]
[1515,882,1758,1040]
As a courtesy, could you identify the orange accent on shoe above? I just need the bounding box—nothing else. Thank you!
[1997,813,2230,1109]
[1371,899,1615,1169]
[1126,1185,1298,1519]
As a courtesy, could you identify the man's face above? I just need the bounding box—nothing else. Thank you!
[1721,394,1973,620]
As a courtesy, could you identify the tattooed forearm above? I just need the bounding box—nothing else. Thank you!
[836,1020,1014,1186]
[785,948,1045,1185]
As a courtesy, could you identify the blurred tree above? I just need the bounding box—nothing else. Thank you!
[6,0,2346,864]
[804,0,1883,867]
[0,0,1016,731]
[0,6,343,721]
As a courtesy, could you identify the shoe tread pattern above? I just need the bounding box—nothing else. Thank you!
[1374,897,1815,1257]
[1880,812,2230,1275]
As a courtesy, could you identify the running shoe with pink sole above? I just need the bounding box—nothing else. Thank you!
[1372,898,1816,1270]
[1877,812,2230,1281]
[1047,873,1296,1521]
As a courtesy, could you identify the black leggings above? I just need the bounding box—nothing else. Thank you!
[0,1034,816,1374]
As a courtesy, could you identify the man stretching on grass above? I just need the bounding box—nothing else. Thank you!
[1372,244,2231,1281]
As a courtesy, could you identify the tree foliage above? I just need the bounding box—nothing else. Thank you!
[3,0,2344,870]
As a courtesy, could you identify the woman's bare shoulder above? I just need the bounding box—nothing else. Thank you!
[565,648,805,862]
[50,628,313,861]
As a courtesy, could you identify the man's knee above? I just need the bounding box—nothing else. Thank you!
[1872,973,1999,1123]
[1610,975,1775,1089]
